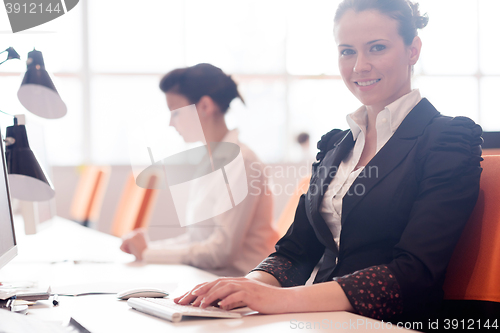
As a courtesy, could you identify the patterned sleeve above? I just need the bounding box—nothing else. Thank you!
[334,265,403,319]
[250,255,305,287]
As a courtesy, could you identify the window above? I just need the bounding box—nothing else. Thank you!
[1,0,498,165]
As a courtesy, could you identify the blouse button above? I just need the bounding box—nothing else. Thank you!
[381,118,387,123]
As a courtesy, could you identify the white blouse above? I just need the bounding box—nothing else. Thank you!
[319,89,422,248]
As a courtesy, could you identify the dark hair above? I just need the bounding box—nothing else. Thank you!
[297,132,310,144]
[334,0,429,45]
[159,63,244,114]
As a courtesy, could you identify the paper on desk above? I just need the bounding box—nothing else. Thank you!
[0,290,16,300]
[52,282,177,296]
[0,282,51,298]
[0,310,70,333]
[12,299,36,306]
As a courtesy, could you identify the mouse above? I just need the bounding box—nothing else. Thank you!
[116,288,169,300]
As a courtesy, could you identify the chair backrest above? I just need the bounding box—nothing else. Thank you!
[70,165,111,224]
[110,172,160,237]
[482,148,500,156]
[443,155,500,303]
[275,175,311,238]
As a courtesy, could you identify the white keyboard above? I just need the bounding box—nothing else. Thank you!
[127,297,242,323]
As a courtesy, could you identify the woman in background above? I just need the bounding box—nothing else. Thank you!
[121,63,279,275]
[175,0,482,323]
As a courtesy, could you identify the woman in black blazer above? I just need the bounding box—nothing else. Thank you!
[175,0,483,322]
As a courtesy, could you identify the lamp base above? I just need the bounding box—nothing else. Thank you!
[20,201,39,235]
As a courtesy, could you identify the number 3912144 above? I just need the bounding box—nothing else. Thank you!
[5,2,62,14]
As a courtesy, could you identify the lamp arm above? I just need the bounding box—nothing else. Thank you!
[0,111,16,145]
[0,47,21,66]
[0,110,16,124]
[0,49,9,65]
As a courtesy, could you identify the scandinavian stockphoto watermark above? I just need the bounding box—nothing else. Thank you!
[128,104,249,228]
[290,318,499,331]
[290,318,422,331]
[247,162,379,197]
[3,0,79,33]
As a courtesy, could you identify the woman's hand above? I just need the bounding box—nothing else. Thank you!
[173,277,292,314]
[120,229,149,261]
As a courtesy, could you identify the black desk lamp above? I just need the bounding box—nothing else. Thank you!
[17,49,67,119]
[0,47,56,202]
[4,115,55,201]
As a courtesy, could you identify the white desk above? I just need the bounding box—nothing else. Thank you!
[0,217,419,332]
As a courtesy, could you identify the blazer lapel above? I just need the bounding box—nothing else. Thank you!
[306,131,354,250]
[341,98,440,225]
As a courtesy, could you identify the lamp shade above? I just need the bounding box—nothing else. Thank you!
[0,47,20,66]
[6,47,20,61]
[17,49,67,119]
[5,124,55,201]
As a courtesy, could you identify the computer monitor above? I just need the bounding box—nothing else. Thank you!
[0,127,17,270]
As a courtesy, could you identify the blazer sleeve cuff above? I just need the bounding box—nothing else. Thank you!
[250,255,304,287]
[334,265,403,320]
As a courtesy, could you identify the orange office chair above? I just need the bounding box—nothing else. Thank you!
[70,165,111,226]
[110,172,160,238]
[442,154,500,318]
[275,175,311,237]
[482,148,500,156]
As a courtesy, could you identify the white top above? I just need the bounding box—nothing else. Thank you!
[143,129,279,275]
[319,90,422,247]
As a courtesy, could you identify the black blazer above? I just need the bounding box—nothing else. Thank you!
[269,98,483,319]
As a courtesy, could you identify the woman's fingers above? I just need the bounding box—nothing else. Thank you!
[218,291,248,310]
[190,295,206,307]
[120,241,130,254]
[173,291,191,303]
[191,278,225,296]
[176,278,287,314]
[176,278,248,307]
[175,282,209,304]
[175,278,224,305]
[199,283,240,308]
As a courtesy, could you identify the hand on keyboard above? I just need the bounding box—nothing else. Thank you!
[174,277,288,314]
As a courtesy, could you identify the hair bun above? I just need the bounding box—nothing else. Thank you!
[159,63,244,114]
[409,2,429,29]
[414,14,429,29]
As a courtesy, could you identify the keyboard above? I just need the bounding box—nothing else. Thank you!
[127,297,242,323]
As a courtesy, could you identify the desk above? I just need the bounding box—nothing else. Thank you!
[0,217,419,332]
